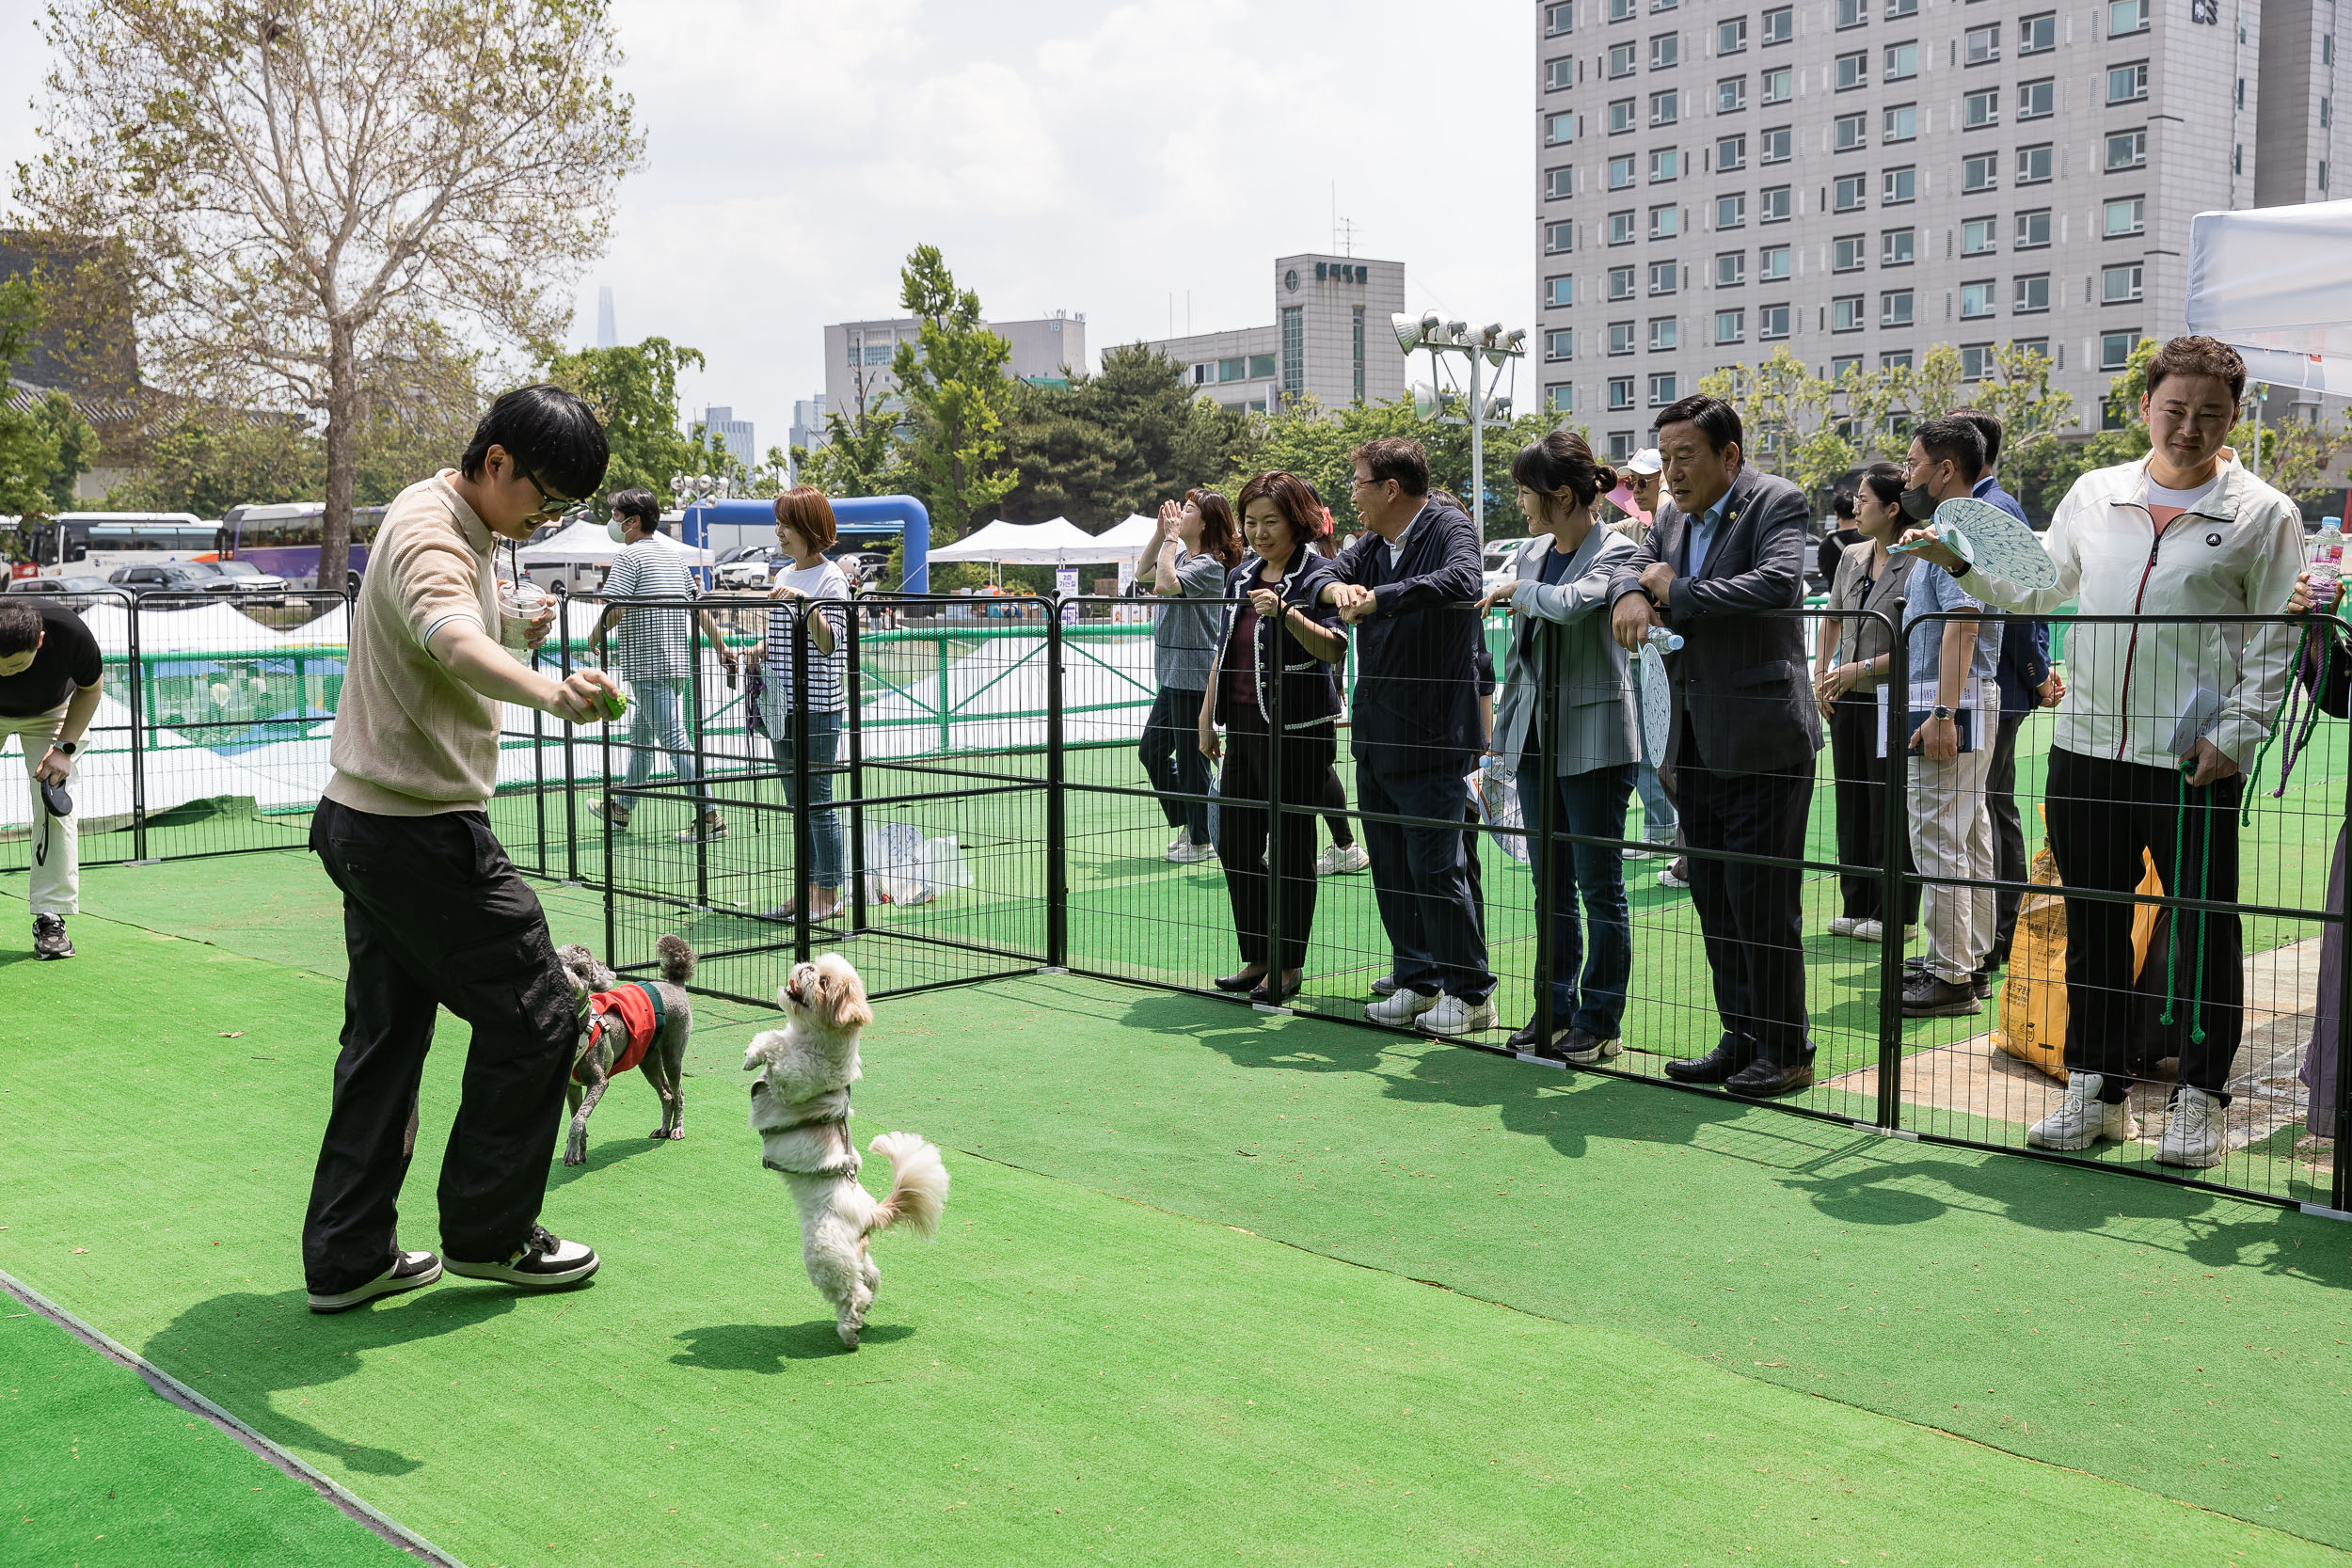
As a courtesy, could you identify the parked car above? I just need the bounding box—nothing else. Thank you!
[106,562,220,596]
[200,559,294,598]
[713,544,779,592]
[6,573,119,608]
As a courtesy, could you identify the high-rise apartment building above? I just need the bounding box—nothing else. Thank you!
[701,405,755,471]
[1533,0,2327,464]
[1145,254,1408,414]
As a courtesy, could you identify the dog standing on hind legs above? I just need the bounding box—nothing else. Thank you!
[743,954,948,1347]
[554,935,696,1166]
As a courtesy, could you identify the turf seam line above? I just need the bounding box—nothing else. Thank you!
[0,1264,468,1568]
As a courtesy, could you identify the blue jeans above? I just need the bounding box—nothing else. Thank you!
[621,676,713,811]
[1516,759,1635,1036]
[762,697,844,893]
[1632,759,1677,843]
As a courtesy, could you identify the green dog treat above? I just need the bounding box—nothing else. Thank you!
[599,688,629,721]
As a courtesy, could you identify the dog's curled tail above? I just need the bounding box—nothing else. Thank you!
[656,934,695,986]
[865,1132,949,1240]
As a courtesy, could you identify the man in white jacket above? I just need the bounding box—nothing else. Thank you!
[1902,336,2303,1168]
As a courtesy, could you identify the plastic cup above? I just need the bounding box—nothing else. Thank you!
[498,580,550,651]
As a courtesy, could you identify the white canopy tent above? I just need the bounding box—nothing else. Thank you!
[514,518,714,569]
[1095,514,1160,551]
[927,517,1140,565]
[2185,198,2352,399]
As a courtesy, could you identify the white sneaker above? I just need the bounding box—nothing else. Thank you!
[1419,993,1499,1037]
[1316,842,1371,876]
[1166,839,1216,864]
[2154,1087,2225,1169]
[1619,845,1654,862]
[587,798,629,830]
[1828,915,1861,939]
[1851,919,1885,943]
[1657,863,1689,890]
[1366,989,1440,1027]
[2026,1072,2137,1151]
[1166,827,1191,856]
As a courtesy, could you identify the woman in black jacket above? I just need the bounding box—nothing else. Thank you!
[1199,471,1349,1005]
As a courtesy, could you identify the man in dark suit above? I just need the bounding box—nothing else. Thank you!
[1321,437,1496,1037]
[1609,395,1823,1095]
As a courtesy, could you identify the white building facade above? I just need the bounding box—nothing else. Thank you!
[1145,254,1408,414]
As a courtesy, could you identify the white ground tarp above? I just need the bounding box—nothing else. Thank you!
[2185,198,2352,397]
[79,601,294,657]
[927,517,1137,565]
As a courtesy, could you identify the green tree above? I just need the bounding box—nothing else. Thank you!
[794,404,902,500]
[538,338,709,507]
[0,278,95,519]
[890,245,1016,541]
[1000,379,1133,523]
[1226,392,1561,541]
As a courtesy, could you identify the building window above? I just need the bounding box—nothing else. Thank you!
[1836,0,1866,27]
[2106,130,2146,170]
[2018,79,2054,120]
[1609,154,1637,190]
[1352,307,1365,403]
[1608,0,1633,18]
[2100,329,2142,371]
[1546,276,1577,308]
[1609,264,1637,300]
[1648,317,1679,351]
[1761,66,1792,103]
[1717,135,1747,170]
[1649,148,1681,182]
[1716,309,1746,343]
[1962,218,1997,256]
[1960,342,1994,380]
[1716,193,1747,229]
[1830,356,1865,386]
[1547,112,1577,146]
[1609,42,1638,78]
[1280,307,1303,395]
[1610,322,1637,356]
[1547,329,1576,360]
[1546,2,1574,35]
[1835,112,1867,151]
[1249,353,1276,379]
[1759,126,1791,164]
[1758,302,1792,339]
[1649,203,1681,238]
[1546,221,1576,254]
[2108,0,2148,37]
[1885,0,1916,14]
[1883,104,1916,142]
[1716,251,1746,287]
[1610,98,1637,135]
[1648,261,1679,294]
[1218,356,1247,382]
[1650,32,1680,69]
[1963,89,1998,130]
[1835,52,1867,90]
[1833,234,1867,272]
[1867,229,1907,269]
[2104,197,2145,236]
[1549,166,1580,200]
[1608,429,1635,461]
[2107,62,2149,104]
[1960,280,1996,319]
[2020,11,2056,53]
[1882,166,1915,203]
[1648,372,1680,405]
[2016,145,2053,184]
[1759,185,1791,222]
[2103,262,2144,303]
[1761,6,1792,45]
[1964,24,1999,65]
[1718,16,1747,54]
[1548,382,1575,413]
[1884,40,1918,80]
[1882,349,1914,370]
[1881,289,1915,326]
[1609,210,1637,244]
[1546,57,1576,92]
[1962,153,1998,193]
[1718,76,1747,113]
[2014,209,2051,248]
[1832,294,1865,331]
[2013,274,2050,313]
[1758,244,1791,280]
[1609,376,1636,409]
[1650,89,1680,126]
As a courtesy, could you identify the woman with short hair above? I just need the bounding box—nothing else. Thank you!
[743,486,851,923]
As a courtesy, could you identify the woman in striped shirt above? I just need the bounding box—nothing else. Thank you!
[743,488,853,922]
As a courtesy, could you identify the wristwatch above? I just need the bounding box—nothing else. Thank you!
[1931,705,1954,721]
[54,740,77,755]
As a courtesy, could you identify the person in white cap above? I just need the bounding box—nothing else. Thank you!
[1609,448,1683,879]
[1624,447,1668,525]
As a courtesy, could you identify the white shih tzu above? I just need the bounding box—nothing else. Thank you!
[742,954,948,1347]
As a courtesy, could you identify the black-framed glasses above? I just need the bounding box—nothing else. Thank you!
[516,465,577,518]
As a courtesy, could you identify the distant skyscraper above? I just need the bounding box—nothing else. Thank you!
[703,405,755,472]
[596,286,618,351]
[788,396,830,484]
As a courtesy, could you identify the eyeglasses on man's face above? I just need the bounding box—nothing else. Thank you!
[516,465,577,517]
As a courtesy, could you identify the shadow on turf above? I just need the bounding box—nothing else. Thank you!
[140,1286,526,1475]
[546,1128,679,1188]
[668,1320,915,1370]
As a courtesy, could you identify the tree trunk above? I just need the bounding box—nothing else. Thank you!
[318,319,358,595]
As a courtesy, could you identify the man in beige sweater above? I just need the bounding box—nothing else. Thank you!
[304,385,625,1314]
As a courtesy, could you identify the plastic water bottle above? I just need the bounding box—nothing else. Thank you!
[1645,625,1685,653]
[2311,517,2344,610]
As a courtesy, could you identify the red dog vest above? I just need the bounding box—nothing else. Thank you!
[576,983,660,1082]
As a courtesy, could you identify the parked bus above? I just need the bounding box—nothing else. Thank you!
[24,513,224,569]
[220,502,389,589]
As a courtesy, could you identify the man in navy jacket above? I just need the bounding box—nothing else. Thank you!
[1321,437,1495,1037]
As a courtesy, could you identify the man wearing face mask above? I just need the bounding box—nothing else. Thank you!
[1900,337,2304,1168]
[1892,417,2004,1020]
[588,487,739,843]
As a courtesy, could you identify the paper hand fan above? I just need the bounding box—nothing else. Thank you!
[1639,642,1673,763]
[1894,496,2058,591]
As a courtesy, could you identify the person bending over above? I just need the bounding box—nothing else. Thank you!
[0,600,103,959]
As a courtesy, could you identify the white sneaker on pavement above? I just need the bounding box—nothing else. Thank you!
[2154,1086,2225,1168]
[1316,842,1371,876]
[2026,1072,2136,1151]
[1366,989,1439,1027]
[1418,994,1499,1037]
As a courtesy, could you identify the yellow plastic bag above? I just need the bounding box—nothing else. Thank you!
[1994,824,2164,1083]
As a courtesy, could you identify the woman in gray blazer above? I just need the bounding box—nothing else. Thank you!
[1481,432,1643,1063]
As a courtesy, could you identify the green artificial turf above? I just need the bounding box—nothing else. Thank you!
[3,905,2345,1566]
[0,1302,414,1566]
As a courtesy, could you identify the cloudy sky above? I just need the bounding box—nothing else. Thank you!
[0,0,1534,453]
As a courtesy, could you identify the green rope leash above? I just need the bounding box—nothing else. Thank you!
[2239,619,2318,826]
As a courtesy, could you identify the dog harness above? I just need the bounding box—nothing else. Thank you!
[750,1084,860,1180]
[574,982,665,1083]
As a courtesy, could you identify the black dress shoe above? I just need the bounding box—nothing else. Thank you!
[1250,974,1302,1006]
[1664,1041,1745,1084]
[1724,1058,1815,1098]
[1215,970,1265,993]
[1509,1018,1567,1056]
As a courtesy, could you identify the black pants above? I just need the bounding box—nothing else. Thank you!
[1316,765,1356,847]
[1828,694,1920,924]
[1139,685,1212,843]
[1986,710,2028,963]
[1678,719,1814,1065]
[303,800,578,1293]
[1358,752,1495,1002]
[1217,712,1332,971]
[2044,747,2243,1102]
